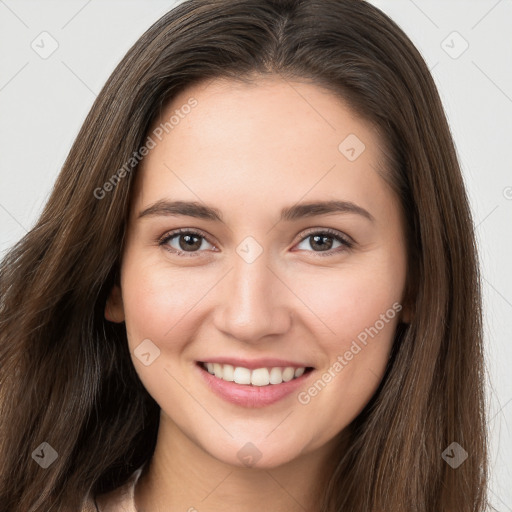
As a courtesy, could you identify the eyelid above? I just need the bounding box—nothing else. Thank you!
[158,228,217,255]
[157,226,354,257]
[297,226,354,246]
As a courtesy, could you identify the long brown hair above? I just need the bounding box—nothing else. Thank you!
[0,1,491,510]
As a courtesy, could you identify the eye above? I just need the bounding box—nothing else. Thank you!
[158,229,216,257]
[293,228,353,256]
[158,227,353,258]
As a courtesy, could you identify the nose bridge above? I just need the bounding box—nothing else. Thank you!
[213,244,291,342]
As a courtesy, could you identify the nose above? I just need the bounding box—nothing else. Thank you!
[212,252,293,345]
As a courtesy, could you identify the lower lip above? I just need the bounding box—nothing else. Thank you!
[196,362,314,408]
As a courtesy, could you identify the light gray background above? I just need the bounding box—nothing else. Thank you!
[0,0,510,509]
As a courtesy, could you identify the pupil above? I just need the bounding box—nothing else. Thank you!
[312,235,332,251]
[176,234,334,252]
[180,234,201,251]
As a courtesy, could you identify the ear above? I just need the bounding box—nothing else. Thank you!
[105,284,125,323]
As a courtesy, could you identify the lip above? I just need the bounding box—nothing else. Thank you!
[195,361,315,408]
[197,357,314,370]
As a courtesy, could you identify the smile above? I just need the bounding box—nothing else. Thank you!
[200,361,314,386]
[195,360,315,408]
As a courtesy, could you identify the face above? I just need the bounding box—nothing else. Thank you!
[106,76,409,469]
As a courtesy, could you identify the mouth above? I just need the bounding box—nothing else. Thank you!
[196,361,315,387]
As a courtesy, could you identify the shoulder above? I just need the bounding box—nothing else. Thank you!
[80,465,145,512]
[80,495,99,512]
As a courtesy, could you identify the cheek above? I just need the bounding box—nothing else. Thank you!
[122,246,405,351]
[293,258,404,348]
[119,257,208,407]
[290,257,404,431]
[120,257,213,348]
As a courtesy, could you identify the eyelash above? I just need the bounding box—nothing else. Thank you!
[157,227,354,258]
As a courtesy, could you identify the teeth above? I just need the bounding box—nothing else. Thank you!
[213,363,223,378]
[233,366,251,385]
[222,364,234,381]
[251,368,269,386]
[294,367,305,377]
[203,362,309,386]
[269,367,283,384]
[282,367,295,382]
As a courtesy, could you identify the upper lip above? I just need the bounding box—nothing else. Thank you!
[198,357,314,370]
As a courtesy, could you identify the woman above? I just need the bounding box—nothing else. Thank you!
[0,0,490,511]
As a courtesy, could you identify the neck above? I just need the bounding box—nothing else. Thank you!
[134,412,348,512]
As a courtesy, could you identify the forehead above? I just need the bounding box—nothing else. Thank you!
[131,76,393,223]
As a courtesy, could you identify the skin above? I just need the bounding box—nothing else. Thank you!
[105,76,410,512]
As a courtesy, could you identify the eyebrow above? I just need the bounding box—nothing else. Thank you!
[137,199,374,223]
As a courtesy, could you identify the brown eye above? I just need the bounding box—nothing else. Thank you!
[158,227,353,258]
[159,229,215,256]
[294,228,353,256]
[176,233,203,251]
